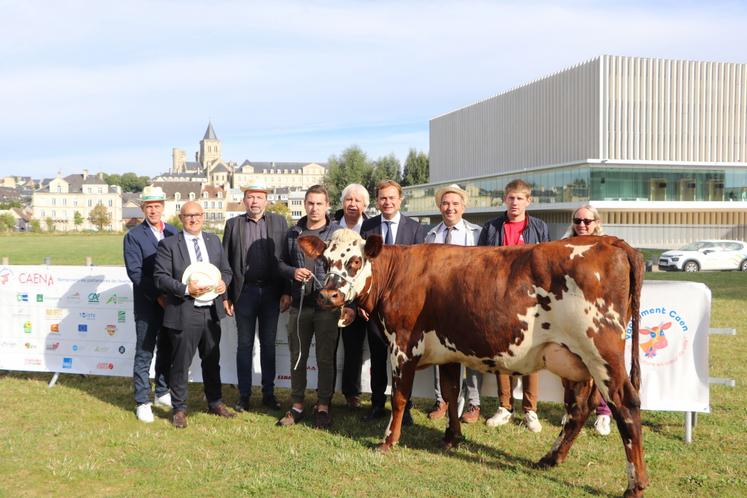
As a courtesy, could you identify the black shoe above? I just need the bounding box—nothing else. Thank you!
[262,395,281,410]
[234,396,250,413]
[402,407,414,427]
[362,405,388,422]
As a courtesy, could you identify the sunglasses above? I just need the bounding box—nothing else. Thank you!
[573,218,596,225]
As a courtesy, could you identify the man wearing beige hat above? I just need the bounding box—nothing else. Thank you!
[222,180,288,412]
[123,185,177,423]
[424,184,483,424]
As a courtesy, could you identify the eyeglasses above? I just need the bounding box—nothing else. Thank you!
[181,213,203,219]
[573,218,596,225]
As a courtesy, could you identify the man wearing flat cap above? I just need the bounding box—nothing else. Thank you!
[123,185,177,423]
[424,184,483,424]
[222,180,289,412]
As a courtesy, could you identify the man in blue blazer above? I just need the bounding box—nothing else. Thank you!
[154,201,234,428]
[360,180,426,425]
[123,186,177,423]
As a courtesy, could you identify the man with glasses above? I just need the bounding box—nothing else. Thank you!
[154,201,234,428]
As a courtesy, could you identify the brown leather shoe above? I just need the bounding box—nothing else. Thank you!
[172,410,188,429]
[461,404,481,424]
[346,395,361,409]
[208,402,236,418]
[315,409,332,429]
[427,400,448,420]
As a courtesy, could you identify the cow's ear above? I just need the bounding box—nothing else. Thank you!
[298,235,327,259]
[364,234,383,258]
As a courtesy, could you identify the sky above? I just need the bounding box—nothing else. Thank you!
[1,0,746,180]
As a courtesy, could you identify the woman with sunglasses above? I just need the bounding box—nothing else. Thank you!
[562,205,612,436]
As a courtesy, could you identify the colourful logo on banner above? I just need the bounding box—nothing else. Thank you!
[65,292,81,302]
[79,312,95,320]
[93,346,109,353]
[36,294,44,302]
[45,308,63,319]
[628,306,690,367]
[62,357,73,369]
[106,325,117,336]
[46,342,60,351]
[77,324,88,333]
[88,293,100,303]
[23,321,32,334]
[24,358,42,366]
[19,272,54,286]
[117,310,126,323]
[118,346,126,354]
[72,344,79,352]
[17,292,28,302]
[96,362,114,370]
[50,323,60,333]
[24,342,36,349]
[106,294,129,304]
[0,267,12,285]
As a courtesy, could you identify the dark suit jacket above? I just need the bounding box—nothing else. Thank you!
[222,211,288,303]
[123,220,178,317]
[360,213,426,245]
[154,231,233,331]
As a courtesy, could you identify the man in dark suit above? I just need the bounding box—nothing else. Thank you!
[360,179,426,424]
[123,185,177,423]
[154,201,235,428]
[222,181,288,411]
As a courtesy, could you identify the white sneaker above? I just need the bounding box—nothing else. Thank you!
[594,414,611,436]
[486,407,512,427]
[136,403,154,423]
[154,392,172,409]
[524,410,542,432]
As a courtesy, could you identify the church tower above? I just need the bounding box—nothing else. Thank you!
[199,121,222,169]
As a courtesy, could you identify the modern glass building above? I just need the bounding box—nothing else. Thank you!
[404,55,747,247]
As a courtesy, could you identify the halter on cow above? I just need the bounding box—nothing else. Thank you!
[298,228,648,498]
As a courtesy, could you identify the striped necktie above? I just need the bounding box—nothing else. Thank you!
[192,237,203,262]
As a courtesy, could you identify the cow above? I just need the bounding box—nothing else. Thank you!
[297,228,648,497]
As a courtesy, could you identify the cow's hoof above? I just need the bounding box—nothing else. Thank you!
[376,443,392,454]
[623,487,644,498]
[441,437,461,451]
[535,454,559,469]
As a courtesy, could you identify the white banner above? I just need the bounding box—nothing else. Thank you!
[0,264,710,413]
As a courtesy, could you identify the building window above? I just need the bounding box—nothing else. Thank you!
[62,198,67,206]
[88,200,93,207]
[175,192,181,201]
[108,199,113,207]
[189,193,195,200]
[51,198,56,206]
[210,201,215,208]
[218,201,222,209]
[203,201,208,208]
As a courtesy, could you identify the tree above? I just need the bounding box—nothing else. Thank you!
[402,149,429,186]
[324,146,374,210]
[88,204,112,231]
[0,213,15,232]
[366,154,402,195]
[0,200,21,210]
[45,216,55,232]
[103,172,150,192]
[73,211,84,231]
[266,201,294,225]
[29,219,42,232]
[167,214,182,231]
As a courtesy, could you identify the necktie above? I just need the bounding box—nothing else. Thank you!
[192,237,203,262]
[383,221,393,245]
[444,226,454,245]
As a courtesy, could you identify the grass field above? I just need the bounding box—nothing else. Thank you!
[0,233,125,266]
[1,235,745,497]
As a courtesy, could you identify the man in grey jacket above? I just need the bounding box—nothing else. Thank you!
[424,184,483,424]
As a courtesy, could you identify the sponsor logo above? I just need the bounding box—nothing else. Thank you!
[45,308,63,318]
[50,323,60,333]
[96,362,115,370]
[17,292,29,302]
[77,323,88,333]
[106,294,129,304]
[72,344,79,352]
[117,310,126,323]
[93,345,109,353]
[36,294,44,302]
[24,342,37,349]
[24,358,42,366]
[79,312,96,320]
[627,306,690,367]
[19,272,55,286]
[23,321,32,334]
[1,341,18,348]
[105,325,117,336]
[0,267,12,285]
[118,345,126,354]
[65,292,81,302]
[87,292,100,303]
[46,342,60,351]
[12,308,31,317]
[62,357,73,369]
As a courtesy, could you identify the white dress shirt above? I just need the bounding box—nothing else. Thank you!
[380,211,401,243]
[184,232,212,306]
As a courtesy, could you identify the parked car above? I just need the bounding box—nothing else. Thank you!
[658,240,747,272]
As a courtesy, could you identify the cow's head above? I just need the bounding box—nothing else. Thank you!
[297,228,383,309]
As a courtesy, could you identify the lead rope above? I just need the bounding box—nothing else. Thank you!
[293,273,325,371]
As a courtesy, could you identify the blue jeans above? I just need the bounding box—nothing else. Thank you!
[235,284,280,398]
[133,305,171,405]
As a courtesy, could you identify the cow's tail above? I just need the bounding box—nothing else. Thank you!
[623,240,645,392]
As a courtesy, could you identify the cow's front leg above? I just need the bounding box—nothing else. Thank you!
[438,362,462,450]
[378,359,417,452]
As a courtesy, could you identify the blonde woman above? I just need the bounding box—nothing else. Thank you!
[563,205,611,436]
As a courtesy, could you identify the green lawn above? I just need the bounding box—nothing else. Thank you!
[0,233,125,266]
[1,235,745,497]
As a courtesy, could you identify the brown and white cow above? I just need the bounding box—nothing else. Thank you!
[298,228,647,497]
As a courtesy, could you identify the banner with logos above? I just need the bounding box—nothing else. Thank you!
[0,264,710,413]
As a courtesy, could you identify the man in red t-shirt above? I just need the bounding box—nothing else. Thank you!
[477,179,550,432]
